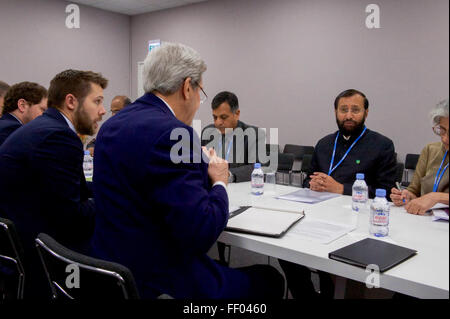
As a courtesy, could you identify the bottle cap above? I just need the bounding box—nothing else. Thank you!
[84,150,90,155]
[375,189,386,197]
[356,173,365,180]
[254,163,261,169]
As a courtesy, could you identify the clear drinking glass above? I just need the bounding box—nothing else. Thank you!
[265,171,277,194]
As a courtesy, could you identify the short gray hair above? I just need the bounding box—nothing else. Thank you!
[143,42,207,95]
[430,99,449,126]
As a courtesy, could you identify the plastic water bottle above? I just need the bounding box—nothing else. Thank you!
[83,150,93,179]
[251,163,264,195]
[370,189,390,237]
[352,173,368,213]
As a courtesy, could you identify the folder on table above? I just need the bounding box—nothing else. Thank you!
[328,238,417,272]
[225,206,304,238]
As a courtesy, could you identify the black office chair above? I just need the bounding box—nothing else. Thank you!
[395,162,405,185]
[283,144,315,161]
[0,218,25,300]
[402,154,420,187]
[35,233,140,300]
[266,144,280,155]
[284,145,315,187]
[276,153,294,185]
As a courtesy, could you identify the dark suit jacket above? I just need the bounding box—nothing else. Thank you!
[90,93,245,299]
[304,127,397,198]
[201,121,266,182]
[0,113,22,146]
[0,107,95,298]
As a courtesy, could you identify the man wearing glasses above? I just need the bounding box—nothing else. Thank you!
[304,88,397,198]
[280,89,397,299]
[90,43,284,299]
[86,95,131,156]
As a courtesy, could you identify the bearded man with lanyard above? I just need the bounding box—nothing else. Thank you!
[279,89,397,299]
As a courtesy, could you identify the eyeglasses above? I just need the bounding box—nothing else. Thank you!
[198,85,208,104]
[433,125,449,137]
[337,107,364,115]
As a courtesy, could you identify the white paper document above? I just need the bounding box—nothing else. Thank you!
[430,203,449,210]
[286,218,356,244]
[276,188,340,204]
[226,207,304,237]
[432,209,449,222]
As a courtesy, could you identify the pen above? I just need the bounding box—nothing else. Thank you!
[396,182,406,203]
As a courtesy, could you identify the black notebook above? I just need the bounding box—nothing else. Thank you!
[329,238,417,272]
[225,206,304,238]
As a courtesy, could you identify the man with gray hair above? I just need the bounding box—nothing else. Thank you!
[0,80,10,117]
[90,43,284,299]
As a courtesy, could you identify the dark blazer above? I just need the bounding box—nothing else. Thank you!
[0,113,22,146]
[304,127,397,198]
[202,121,266,182]
[90,93,249,299]
[0,107,95,298]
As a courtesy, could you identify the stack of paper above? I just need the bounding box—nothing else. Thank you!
[276,188,340,204]
[432,209,449,222]
[286,218,356,244]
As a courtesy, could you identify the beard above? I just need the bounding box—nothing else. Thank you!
[74,103,97,136]
[336,117,366,137]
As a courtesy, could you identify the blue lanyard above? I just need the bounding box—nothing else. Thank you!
[433,151,449,192]
[328,126,367,176]
[218,138,233,161]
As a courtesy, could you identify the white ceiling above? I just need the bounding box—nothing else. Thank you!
[64,0,209,16]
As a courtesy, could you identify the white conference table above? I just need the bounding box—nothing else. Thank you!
[218,182,449,299]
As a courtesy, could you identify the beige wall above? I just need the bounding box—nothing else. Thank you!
[0,0,131,121]
[131,0,449,161]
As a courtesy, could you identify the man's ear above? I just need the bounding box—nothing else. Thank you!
[65,94,78,111]
[234,109,240,119]
[182,77,192,100]
[17,99,28,113]
[364,108,369,119]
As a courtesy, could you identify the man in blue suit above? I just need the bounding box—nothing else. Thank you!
[90,43,284,299]
[0,81,48,146]
[0,70,107,298]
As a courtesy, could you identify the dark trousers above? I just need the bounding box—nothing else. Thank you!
[216,243,284,299]
[220,264,285,299]
[278,259,334,299]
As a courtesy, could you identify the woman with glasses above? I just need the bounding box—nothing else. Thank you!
[391,99,449,214]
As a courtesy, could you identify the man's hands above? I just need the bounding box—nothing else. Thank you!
[203,147,229,186]
[309,172,344,194]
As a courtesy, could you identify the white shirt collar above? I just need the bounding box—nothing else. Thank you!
[8,113,23,125]
[154,94,176,117]
[59,111,76,133]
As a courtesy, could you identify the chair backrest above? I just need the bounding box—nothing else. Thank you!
[283,144,315,161]
[35,233,139,300]
[301,154,314,175]
[405,154,420,170]
[0,217,25,299]
[395,162,405,184]
[277,153,294,172]
[266,144,280,155]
